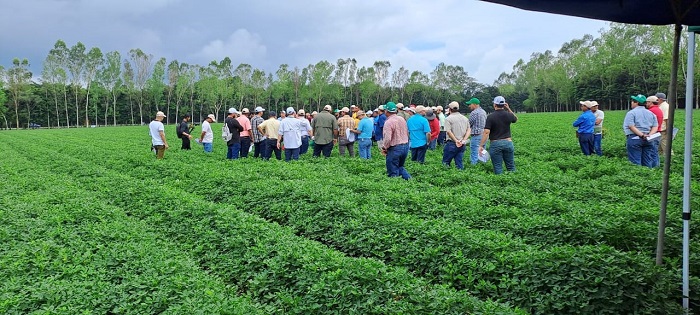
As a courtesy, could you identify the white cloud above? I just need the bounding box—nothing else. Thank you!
[194,29,267,66]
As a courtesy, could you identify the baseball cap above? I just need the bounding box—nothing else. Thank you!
[646,95,659,103]
[350,105,357,108]
[241,108,250,114]
[269,111,277,117]
[298,109,305,115]
[255,106,265,113]
[341,107,350,113]
[311,111,318,115]
[465,98,480,105]
[378,105,385,111]
[323,105,332,111]
[448,101,459,110]
[396,103,405,109]
[404,107,416,114]
[436,105,443,111]
[590,101,599,107]
[156,111,166,117]
[207,114,216,122]
[228,107,238,114]
[579,100,593,108]
[415,105,426,113]
[656,92,666,99]
[425,109,436,120]
[384,102,398,113]
[631,95,647,103]
[357,110,365,116]
[286,107,296,115]
[493,96,506,105]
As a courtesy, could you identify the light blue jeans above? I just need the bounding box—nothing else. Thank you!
[358,138,372,159]
[470,134,482,165]
[489,140,515,174]
[203,142,213,153]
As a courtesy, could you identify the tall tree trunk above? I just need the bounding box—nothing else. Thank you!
[85,84,90,127]
[63,86,69,128]
[14,100,19,129]
[75,86,80,127]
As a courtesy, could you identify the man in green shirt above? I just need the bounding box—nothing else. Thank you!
[311,104,339,158]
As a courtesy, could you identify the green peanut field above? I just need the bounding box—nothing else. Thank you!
[1,110,699,314]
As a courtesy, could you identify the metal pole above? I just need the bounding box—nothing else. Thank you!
[682,26,697,314]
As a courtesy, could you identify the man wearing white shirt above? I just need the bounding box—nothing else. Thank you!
[199,114,216,153]
[149,111,168,159]
[279,107,303,161]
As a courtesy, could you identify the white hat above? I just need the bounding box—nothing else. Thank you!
[228,107,238,114]
[341,107,350,113]
[404,107,416,113]
[436,105,443,111]
[156,111,166,117]
[350,105,357,108]
[298,109,306,115]
[207,114,216,122]
[579,100,593,108]
[378,105,385,111]
[241,108,250,114]
[590,101,599,107]
[286,107,296,115]
[448,101,459,110]
[311,111,318,115]
[415,105,426,113]
[396,103,404,109]
[323,105,332,111]
[493,96,506,105]
[255,106,265,113]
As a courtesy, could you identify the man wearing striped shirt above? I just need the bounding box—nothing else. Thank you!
[251,107,266,159]
[380,102,411,180]
[467,98,486,165]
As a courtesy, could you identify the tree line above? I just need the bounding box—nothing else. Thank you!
[0,23,697,129]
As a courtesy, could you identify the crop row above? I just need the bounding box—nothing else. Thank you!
[0,149,267,314]
[5,140,520,314]
[19,130,690,314]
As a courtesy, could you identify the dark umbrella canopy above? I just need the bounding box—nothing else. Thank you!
[482,0,700,25]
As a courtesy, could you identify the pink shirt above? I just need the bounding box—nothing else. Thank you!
[382,114,409,149]
[237,115,252,137]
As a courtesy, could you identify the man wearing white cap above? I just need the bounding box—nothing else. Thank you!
[436,105,446,145]
[237,108,253,158]
[279,107,304,161]
[590,100,604,156]
[311,105,338,158]
[199,114,216,153]
[149,111,168,159]
[251,106,266,158]
[337,107,356,157]
[224,108,244,159]
[297,109,313,155]
[478,96,518,174]
[573,101,596,156]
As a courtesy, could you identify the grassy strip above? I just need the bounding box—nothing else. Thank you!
[7,133,521,314]
[0,149,267,314]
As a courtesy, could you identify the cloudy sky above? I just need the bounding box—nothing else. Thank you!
[1,0,608,85]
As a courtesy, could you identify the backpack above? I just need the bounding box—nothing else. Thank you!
[176,122,184,138]
[222,121,233,142]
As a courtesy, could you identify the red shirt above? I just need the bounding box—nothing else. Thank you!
[648,105,663,130]
[429,118,440,140]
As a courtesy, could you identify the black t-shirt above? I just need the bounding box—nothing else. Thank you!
[225,117,244,145]
[178,120,188,137]
[484,110,517,140]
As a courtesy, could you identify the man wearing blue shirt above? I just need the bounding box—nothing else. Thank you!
[573,101,596,156]
[374,106,387,149]
[624,94,659,167]
[352,110,374,159]
[406,107,431,164]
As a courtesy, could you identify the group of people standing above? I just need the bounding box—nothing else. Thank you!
[149,96,520,179]
[571,92,670,168]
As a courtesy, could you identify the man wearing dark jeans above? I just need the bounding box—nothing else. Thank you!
[380,102,411,180]
[224,108,244,160]
[178,114,193,150]
[237,108,253,158]
[311,105,338,158]
[258,111,281,160]
[251,106,266,158]
[441,102,470,170]
[573,101,596,156]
